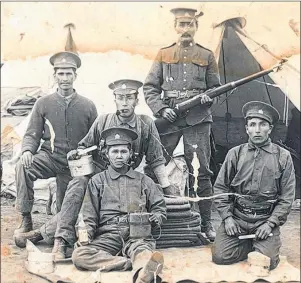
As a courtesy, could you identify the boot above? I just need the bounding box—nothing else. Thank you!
[52,238,67,260]
[198,199,216,242]
[14,213,33,234]
[134,251,164,283]
[14,229,43,248]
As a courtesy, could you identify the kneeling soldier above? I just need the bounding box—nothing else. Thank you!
[212,101,295,270]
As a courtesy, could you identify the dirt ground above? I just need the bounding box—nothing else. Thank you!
[1,197,300,283]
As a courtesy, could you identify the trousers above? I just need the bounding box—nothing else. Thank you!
[156,120,213,197]
[211,217,281,270]
[15,150,72,213]
[40,175,90,244]
[72,224,155,272]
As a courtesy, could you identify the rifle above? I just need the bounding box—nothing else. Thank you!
[173,60,285,115]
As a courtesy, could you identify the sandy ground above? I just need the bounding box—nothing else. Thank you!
[1,198,300,283]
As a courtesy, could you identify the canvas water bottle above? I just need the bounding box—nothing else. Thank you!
[77,213,89,244]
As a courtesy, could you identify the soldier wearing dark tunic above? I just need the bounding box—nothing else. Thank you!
[14,51,98,235]
[212,101,296,270]
[143,7,221,241]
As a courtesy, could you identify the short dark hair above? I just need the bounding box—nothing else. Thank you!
[106,143,132,153]
[245,117,271,126]
[53,67,77,75]
[114,92,138,99]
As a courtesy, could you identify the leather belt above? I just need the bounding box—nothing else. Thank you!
[235,202,273,215]
[164,89,204,99]
[104,215,129,225]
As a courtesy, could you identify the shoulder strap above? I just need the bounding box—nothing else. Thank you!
[102,113,114,132]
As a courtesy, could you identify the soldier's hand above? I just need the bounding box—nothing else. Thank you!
[161,108,177,123]
[67,149,81,160]
[255,223,273,240]
[149,213,163,228]
[200,94,213,104]
[21,151,34,169]
[224,216,242,236]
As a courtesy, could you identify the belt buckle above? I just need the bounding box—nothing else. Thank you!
[177,90,187,99]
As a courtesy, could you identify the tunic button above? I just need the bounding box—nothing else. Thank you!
[184,56,187,59]
[184,64,187,66]
[184,71,187,74]
[184,79,187,82]
[184,50,187,52]
[183,87,186,90]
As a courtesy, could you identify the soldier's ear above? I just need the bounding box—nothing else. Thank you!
[268,124,274,134]
[245,125,249,135]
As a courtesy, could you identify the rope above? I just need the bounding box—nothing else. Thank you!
[164,193,278,203]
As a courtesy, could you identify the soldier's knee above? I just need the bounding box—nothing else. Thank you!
[72,247,85,268]
[67,176,89,194]
[211,245,225,265]
[15,160,25,174]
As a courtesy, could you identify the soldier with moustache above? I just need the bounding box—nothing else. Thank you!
[144,8,221,241]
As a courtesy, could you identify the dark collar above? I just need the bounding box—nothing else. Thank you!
[248,138,273,154]
[107,166,136,180]
[115,113,137,128]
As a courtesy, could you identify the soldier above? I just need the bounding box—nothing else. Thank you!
[14,51,98,235]
[212,101,295,270]
[14,79,173,260]
[143,7,221,241]
[72,127,166,283]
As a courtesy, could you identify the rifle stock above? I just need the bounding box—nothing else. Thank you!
[174,62,282,114]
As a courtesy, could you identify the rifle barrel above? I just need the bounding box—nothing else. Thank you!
[174,65,278,113]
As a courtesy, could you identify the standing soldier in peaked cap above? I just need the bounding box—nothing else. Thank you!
[13,44,98,236]
[212,101,295,270]
[144,7,221,241]
[14,79,174,260]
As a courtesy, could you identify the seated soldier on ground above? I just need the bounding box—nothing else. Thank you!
[72,127,166,283]
[211,101,295,270]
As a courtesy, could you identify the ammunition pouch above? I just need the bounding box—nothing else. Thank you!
[234,196,277,216]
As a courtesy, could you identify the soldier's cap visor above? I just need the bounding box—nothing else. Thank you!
[50,51,81,69]
[109,79,143,95]
[170,8,203,19]
[242,101,280,124]
[101,127,138,146]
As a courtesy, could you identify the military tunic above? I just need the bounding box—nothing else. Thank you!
[15,91,98,213]
[71,166,166,271]
[212,139,295,269]
[143,41,221,198]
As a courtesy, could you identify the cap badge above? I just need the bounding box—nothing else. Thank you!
[258,109,264,114]
[62,58,66,63]
[115,134,121,139]
[121,84,127,89]
[185,12,190,17]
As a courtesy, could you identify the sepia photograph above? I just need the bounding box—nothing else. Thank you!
[1,2,300,282]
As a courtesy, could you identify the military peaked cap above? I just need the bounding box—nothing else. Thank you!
[242,101,280,124]
[101,127,138,146]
